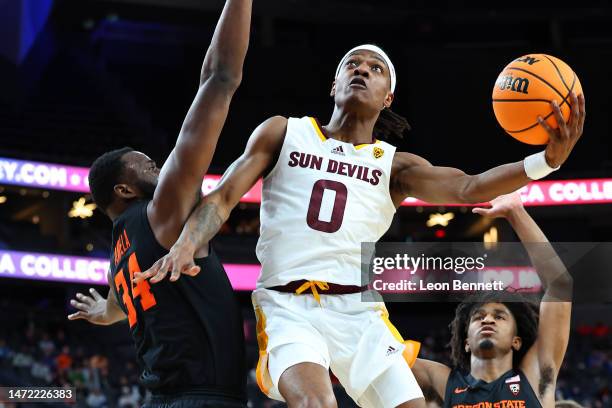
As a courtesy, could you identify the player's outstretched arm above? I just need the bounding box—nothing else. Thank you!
[473,193,572,401]
[390,93,585,206]
[149,0,253,248]
[135,116,288,283]
[67,273,126,326]
[412,358,451,401]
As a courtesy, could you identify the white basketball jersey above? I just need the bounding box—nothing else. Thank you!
[256,116,397,287]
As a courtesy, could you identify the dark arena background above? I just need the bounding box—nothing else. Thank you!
[0,0,611,407]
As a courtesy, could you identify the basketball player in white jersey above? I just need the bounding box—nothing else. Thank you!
[136,45,585,407]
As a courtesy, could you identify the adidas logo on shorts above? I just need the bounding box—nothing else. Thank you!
[331,145,345,156]
[385,346,399,356]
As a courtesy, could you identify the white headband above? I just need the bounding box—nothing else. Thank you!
[335,44,396,93]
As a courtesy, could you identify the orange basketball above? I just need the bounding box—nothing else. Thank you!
[492,54,582,145]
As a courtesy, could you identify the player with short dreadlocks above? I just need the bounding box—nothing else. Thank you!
[411,192,573,408]
[137,41,582,407]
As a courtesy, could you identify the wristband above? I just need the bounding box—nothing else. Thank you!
[523,151,560,180]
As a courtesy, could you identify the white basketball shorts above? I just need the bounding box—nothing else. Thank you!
[252,288,424,407]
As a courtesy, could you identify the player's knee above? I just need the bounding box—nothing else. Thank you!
[288,392,337,408]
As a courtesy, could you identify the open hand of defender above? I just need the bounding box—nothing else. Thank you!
[471,191,524,219]
[67,288,112,325]
[539,92,586,168]
[134,242,201,284]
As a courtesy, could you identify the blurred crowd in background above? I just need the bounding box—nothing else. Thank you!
[0,295,609,408]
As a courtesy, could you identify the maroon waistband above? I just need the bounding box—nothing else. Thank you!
[267,280,368,295]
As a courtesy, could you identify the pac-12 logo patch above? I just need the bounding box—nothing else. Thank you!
[509,383,520,396]
[373,147,384,159]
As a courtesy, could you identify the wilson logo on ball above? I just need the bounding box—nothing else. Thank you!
[496,75,530,94]
[515,56,540,65]
[491,53,583,145]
